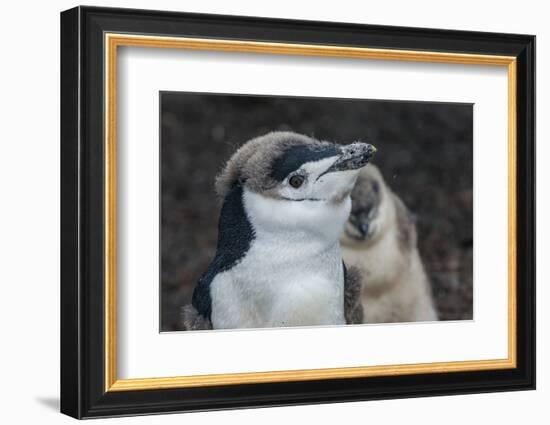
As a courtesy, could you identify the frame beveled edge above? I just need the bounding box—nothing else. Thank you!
[103,33,518,392]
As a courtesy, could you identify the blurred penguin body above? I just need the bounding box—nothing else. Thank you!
[340,165,438,323]
[183,132,376,330]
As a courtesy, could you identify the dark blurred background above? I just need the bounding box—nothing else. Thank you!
[160,92,473,331]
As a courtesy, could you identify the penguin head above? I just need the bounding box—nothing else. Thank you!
[340,164,387,246]
[216,131,377,204]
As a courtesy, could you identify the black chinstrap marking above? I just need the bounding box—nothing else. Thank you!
[191,184,255,320]
[280,196,324,202]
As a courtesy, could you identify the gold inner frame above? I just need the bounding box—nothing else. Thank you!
[104,33,518,392]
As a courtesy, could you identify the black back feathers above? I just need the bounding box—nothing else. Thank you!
[191,184,255,320]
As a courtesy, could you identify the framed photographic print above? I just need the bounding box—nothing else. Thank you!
[60,6,536,419]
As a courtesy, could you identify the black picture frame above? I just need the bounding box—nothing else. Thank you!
[61,5,535,419]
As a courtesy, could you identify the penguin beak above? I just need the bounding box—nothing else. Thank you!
[358,221,370,237]
[348,212,372,240]
[324,142,377,174]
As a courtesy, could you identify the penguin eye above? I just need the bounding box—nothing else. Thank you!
[288,175,305,189]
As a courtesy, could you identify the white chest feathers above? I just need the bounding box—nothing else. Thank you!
[210,189,348,329]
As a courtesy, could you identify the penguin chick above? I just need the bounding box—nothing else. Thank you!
[185,131,376,330]
[340,165,438,323]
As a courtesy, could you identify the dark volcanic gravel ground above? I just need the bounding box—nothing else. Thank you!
[160,92,473,331]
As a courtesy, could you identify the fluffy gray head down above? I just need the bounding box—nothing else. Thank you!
[350,165,385,216]
[215,131,339,198]
[350,164,417,253]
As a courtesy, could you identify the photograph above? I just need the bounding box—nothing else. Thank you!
[160,92,474,331]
